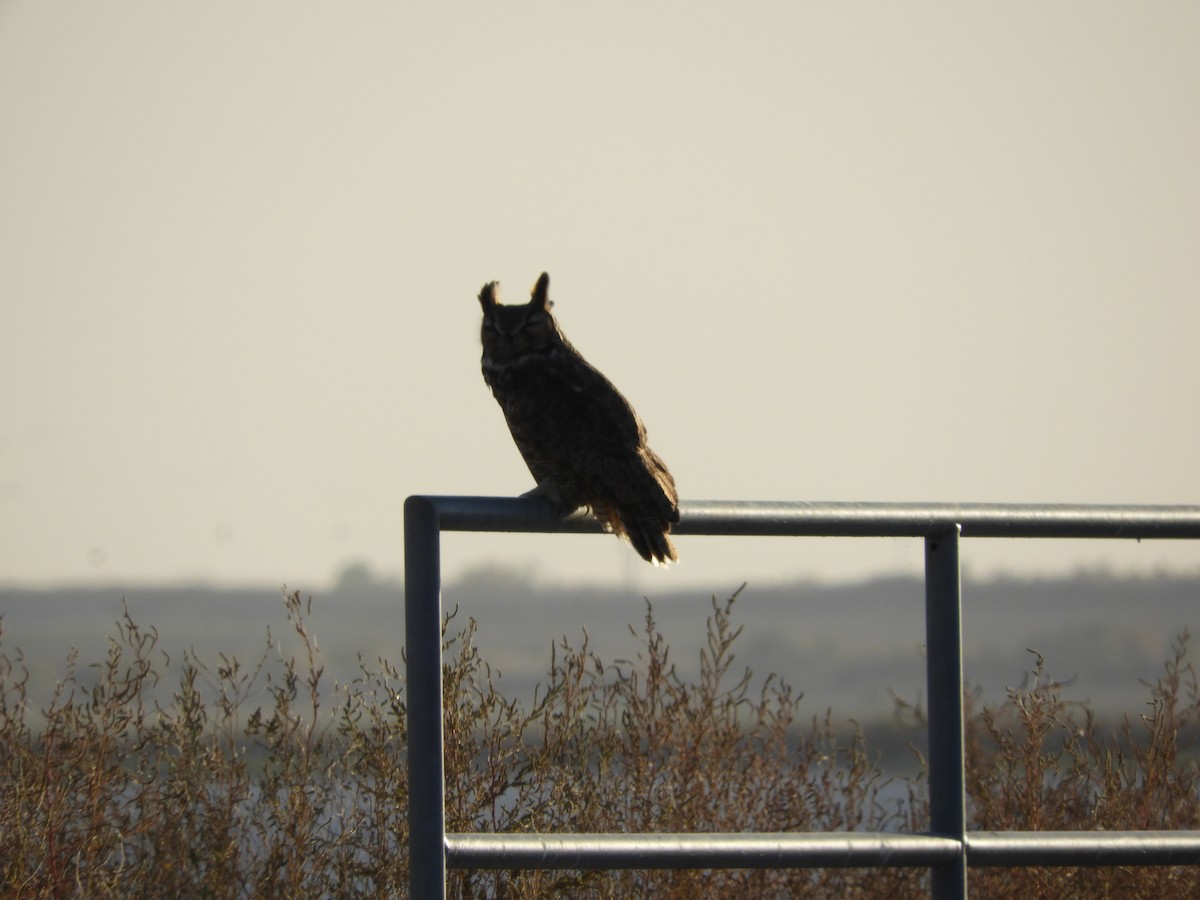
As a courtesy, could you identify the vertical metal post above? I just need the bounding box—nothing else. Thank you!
[925,525,967,899]
[405,497,447,899]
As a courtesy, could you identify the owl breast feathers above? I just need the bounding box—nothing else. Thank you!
[478,272,679,566]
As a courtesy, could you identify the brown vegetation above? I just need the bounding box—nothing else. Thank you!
[1,589,1197,897]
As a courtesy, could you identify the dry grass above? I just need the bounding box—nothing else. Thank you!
[961,634,1200,898]
[1,588,1197,898]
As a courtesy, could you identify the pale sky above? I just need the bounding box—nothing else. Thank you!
[2,2,1198,592]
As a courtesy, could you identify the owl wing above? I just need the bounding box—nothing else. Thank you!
[555,359,679,520]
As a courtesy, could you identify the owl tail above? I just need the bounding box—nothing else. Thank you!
[591,501,678,566]
[609,508,676,564]
[619,509,679,567]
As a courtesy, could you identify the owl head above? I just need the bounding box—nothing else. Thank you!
[478,272,563,365]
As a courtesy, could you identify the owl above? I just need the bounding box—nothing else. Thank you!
[479,272,679,566]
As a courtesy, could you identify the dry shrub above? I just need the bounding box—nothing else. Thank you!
[964,632,1200,898]
[0,592,408,898]
[1,588,1197,898]
[444,589,923,898]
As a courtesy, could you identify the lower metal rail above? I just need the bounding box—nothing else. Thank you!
[444,831,1200,870]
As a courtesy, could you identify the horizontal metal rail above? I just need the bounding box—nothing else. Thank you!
[422,496,1200,539]
[446,832,962,870]
[404,496,1200,899]
[967,831,1200,867]
[444,831,1200,870]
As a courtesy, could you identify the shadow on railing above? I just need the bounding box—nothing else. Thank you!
[404,497,1200,899]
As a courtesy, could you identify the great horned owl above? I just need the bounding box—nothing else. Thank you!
[479,272,679,565]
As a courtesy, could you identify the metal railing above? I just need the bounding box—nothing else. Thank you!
[404,497,1200,898]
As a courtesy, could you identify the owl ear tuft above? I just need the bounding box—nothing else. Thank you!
[531,272,550,309]
[478,281,499,310]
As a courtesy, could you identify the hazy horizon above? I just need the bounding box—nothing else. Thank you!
[4,567,1197,731]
